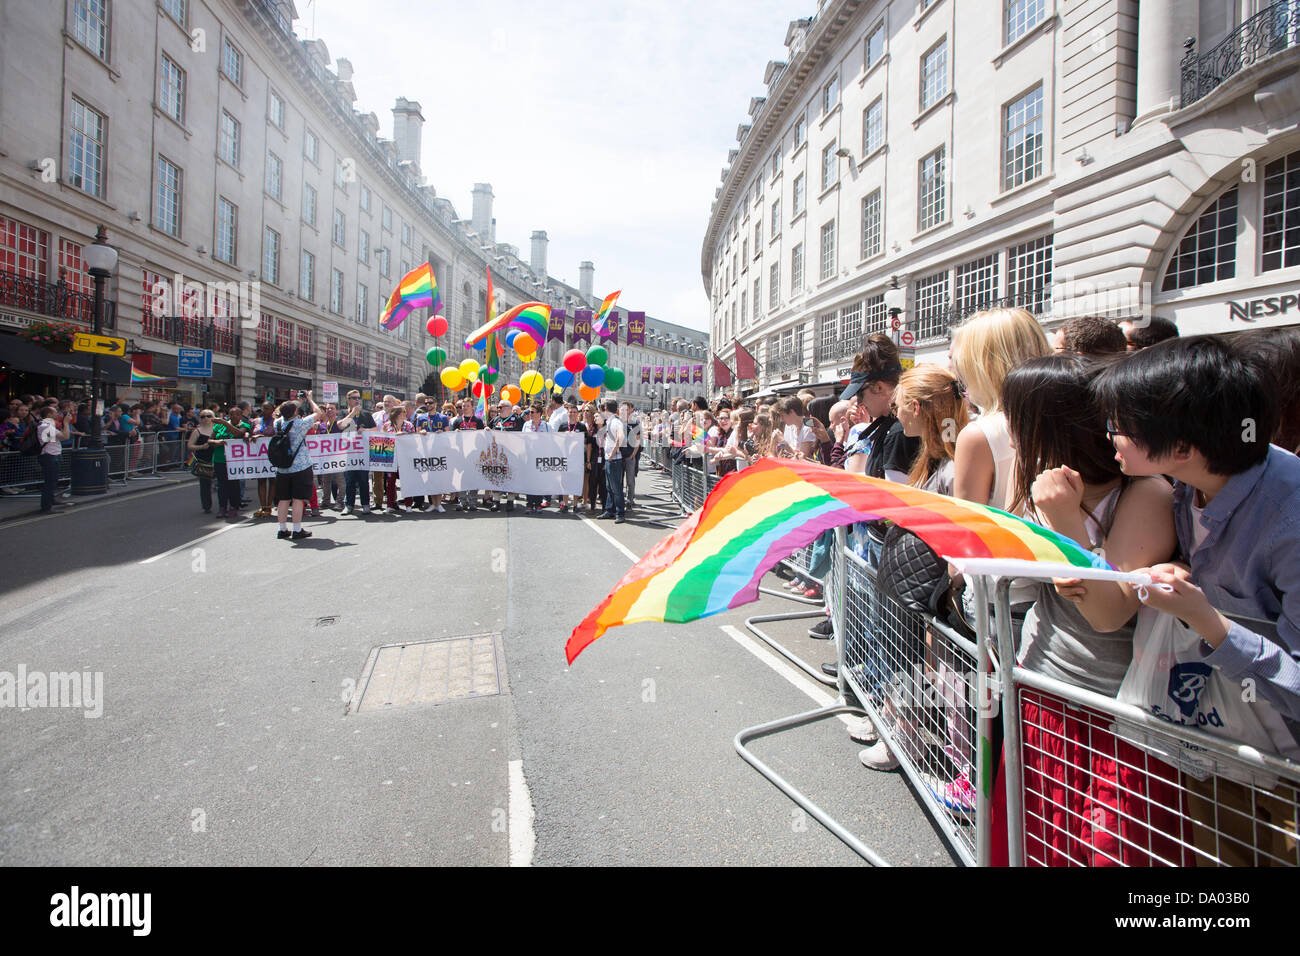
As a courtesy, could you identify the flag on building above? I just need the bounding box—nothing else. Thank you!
[734,340,758,380]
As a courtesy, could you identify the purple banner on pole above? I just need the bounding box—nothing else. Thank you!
[625,312,646,346]
[598,310,619,344]
[666,367,677,383]
[571,310,592,345]
[692,365,703,383]
[547,309,567,344]
[679,366,690,384]
[641,366,651,384]
[654,366,664,383]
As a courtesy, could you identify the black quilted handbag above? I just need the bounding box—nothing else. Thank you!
[876,523,975,638]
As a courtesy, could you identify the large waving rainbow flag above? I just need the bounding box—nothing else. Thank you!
[465,301,551,351]
[592,290,621,336]
[131,364,176,386]
[566,458,1146,664]
[379,262,442,331]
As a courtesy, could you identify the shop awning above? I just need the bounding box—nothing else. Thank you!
[0,334,131,384]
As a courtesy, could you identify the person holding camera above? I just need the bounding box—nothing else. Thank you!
[274,391,322,540]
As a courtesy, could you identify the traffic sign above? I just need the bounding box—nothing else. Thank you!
[899,330,916,347]
[891,316,901,332]
[177,348,213,377]
[71,332,126,357]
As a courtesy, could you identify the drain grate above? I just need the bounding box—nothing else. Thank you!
[349,633,502,713]
[315,616,338,627]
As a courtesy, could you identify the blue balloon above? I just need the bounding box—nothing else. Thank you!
[553,368,576,388]
[504,329,520,347]
[471,337,486,351]
[581,365,606,387]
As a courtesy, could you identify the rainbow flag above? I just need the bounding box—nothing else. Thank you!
[131,365,175,386]
[379,262,442,331]
[566,459,1132,664]
[465,301,551,351]
[592,290,621,335]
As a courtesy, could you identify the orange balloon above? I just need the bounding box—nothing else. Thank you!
[578,383,599,401]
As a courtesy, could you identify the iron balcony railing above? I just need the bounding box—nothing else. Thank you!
[765,349,804,376]
[144,316,240,356]
[909,290,1053,345]
[814,334,862,365]
[325,357,367,380]
[0,269,115,327]
[1181,0,1300,106]
[256,342,316,371]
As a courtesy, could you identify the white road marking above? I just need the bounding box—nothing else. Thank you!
[507,759,535,867]
[139,517,252,565]
[579,516,639,562]
[1,481,188,530]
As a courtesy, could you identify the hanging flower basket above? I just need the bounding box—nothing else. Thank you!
[19,320,79,353]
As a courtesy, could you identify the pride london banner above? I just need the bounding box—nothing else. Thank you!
[395,431,584,496]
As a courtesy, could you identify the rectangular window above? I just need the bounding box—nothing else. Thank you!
[861,189,882,259]
[753,276,762,323]
[1007,234,1053,312]
[154,156,181,236]
[818,310,839,359]
[842,300,864,343]
[794,116,807,150]
[0,216,50,281]
[755,174,764,199]
[299,250,314,301]
[791,244,804,294]
[955,254,999,315]
[159,54,185,124]
[269,90,285,129]
[769,261,780,310]
[822,74,840,114]
[222,38,242,86]
[379,247,390,277]
[865,22,885,70]
[754,221,762,252]
[68,97,105,199]
[1006,0,1046,45]
[741,238,749,264]
[1262,151,1300,272]
[382,205,392,232]
[333,209,346,249]
[216,198,236,264]
[921,38,948,111]
[740,291,747,326]
[820,220,836,281]
[265,151,283,201]
[792,173,805,218]
[863,98,883,155]
[334,157,347,191]
[219,111,240,167]
[771,149,782,178]
[57,239,92,295]
[864,293,887,335]
[821,141,839,191]
[359,229,370,264]
[1003,84,1044,190]
[360,184,371,212]
[262,227,280,284]
[304,130,319,164]
[331,268,344,314]
[301,183,316,225]
[918,146,947,230]
[401,222,412,247]
[356,283,369,325]
[73,0,109,60]
[915,271,950,342]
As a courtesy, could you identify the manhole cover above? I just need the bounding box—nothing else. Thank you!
[349,634,502,713]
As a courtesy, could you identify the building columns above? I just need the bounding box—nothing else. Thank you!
[1134,0,1199,125]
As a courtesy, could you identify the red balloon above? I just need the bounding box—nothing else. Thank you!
[563,349,587,373]
[427,315,449,337]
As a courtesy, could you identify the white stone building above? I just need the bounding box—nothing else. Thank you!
[0,0,646,407]
[702,0,1300,397]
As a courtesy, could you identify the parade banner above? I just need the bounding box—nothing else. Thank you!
[692,365,703,383]
[626,312,646,346]
[546,309,567,344]
[395,431,584,496]
[641,366,651,384]
[366,434,399,473]
[666,367,677,383]
[571,311,592,345]
[679,365,690,383]
[225,433,368,480]
[598,311,619,344]
[654,366,665,383]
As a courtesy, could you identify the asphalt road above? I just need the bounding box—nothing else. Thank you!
[0,468,955,866]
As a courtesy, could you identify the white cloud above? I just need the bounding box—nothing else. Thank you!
[306,0,811,332]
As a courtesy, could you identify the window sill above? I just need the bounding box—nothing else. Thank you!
[817,181,841,202]
[857,142,888,169]
[988,171,1053,207]
[264,192,286,211]
[790,211,806,228]
[770,169,782,187]
[219,70,247,102]
[57,181,117,212]
[913,218,953,240]
[63,32,121,81]
[267,117,288,140]
[153,104,193,140]
[859,52,889,88]
[993,14,1058,69]
[792,140,807,160]
[913,0,947,31]
[159,5,190,38]
[857,249,887,268]
[768,231,782,246]
[216,155,244,182]
[148,222,186,246]
[818,101,842,130]
[302,219,317,233]
[913,91,955,129]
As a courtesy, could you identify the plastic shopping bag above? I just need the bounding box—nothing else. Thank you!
[1114,606,1291,788]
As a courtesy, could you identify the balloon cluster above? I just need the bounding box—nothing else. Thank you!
[549,346,625,402]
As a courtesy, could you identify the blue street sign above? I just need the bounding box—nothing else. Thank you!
[178,348,213,377]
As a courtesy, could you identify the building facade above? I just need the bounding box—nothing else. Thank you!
[0,0,672,409]
[702,0,1300,396]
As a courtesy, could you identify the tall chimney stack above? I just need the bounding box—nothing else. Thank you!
[392,97,424,172]
[579,261,595,301]
[530,231,549,278]
[471,184,494,240]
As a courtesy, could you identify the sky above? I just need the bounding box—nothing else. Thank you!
[304,0,814,333]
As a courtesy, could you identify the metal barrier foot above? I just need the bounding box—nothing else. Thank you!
[745,610,838,687]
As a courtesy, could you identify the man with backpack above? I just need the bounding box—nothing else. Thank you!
[621,401,643,510]
[269,392,322,540]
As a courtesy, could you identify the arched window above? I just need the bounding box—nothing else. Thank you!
[1162,187,1238,291]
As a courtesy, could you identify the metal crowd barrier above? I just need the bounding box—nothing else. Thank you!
[736,531,1300,867]
[0,437,192,499]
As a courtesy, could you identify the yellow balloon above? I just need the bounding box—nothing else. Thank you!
[544,379,553,389]
[459,358,480,378]
[520,370,543,395]
[440,367,464,390]
[519,350,536,364]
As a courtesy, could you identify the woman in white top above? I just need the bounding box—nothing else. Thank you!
[36,407,69,513]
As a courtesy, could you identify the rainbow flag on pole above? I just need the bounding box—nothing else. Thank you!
[131,365,175,386]
[379,262,442,331]
[565,459,1145,664]
[591,290,621,336]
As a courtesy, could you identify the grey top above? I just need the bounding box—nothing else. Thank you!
[1018,486,1135,697]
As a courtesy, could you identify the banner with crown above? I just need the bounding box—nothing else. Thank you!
[571,310,592,345]
[626,312,646,346]
[546,309,567,344]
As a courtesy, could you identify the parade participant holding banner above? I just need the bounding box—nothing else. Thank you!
[450,398,486,511]
[521,401,551,511]
[380,404,415,515]
[488,399,524,511]
[340,390,376,515]
[272,392,322,540]
[249,401,278,518]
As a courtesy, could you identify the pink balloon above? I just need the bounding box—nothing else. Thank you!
[563,349,587,373]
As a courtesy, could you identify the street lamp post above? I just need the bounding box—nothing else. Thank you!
[71,225,118,495]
